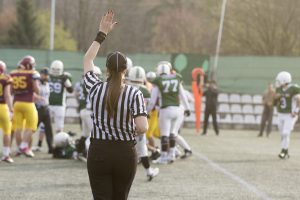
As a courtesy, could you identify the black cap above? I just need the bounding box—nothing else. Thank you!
[106,51,127,72]
[40,67,49,75]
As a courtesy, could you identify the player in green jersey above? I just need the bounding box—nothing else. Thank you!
[74,66,102,159]
[49,60,73,133]
[128,66,159,181]
[275,71,300,159]
[148,61,190,164]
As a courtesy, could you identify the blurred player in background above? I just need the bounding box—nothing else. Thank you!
[202,80,219,136]
[128,66,159,181]
[33,68,53,153]
[275,71,300,159]
[11,56,40,157]
[0,60,14,163]
[49,60,73,133]
[148,61,190,164]
[258,83,276,137]
[74,66,102,159]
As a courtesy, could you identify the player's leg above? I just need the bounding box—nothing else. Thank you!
[154,107,171,164]
[12,102,25,155]
[202,108,210,135]
[146,110,160,160]
[32,123,45,152]
[44,107,54,153]
[53,106,65,133]
[136,134,159,181]
[278,114,296,159]
[20,103,38,157]
[1,104,13,163]
[168,106,182,162]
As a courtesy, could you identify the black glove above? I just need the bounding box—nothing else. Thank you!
[184,110,191,117]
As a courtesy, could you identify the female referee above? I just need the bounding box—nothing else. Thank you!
[83,10,148,200]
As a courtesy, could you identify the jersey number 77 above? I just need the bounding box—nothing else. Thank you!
[162,79,179,93]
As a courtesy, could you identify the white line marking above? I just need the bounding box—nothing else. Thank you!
[194,152,273,200]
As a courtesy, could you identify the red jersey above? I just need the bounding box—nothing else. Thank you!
[0,74,12,103]
[10,69,40,102]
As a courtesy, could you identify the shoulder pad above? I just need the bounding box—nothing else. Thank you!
[63,72,72,81]
[32,71,40,80]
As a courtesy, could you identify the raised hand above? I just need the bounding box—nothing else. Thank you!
[99,10,117,35]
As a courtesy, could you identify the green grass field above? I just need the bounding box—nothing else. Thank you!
[1,124,300,200]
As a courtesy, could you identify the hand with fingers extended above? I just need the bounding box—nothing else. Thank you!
[99,10,117,35]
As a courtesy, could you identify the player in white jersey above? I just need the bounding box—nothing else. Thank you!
[148,61,190,164]
[128,66,159,181]
[275,71,300,159]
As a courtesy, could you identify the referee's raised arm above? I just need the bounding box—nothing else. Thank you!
[83,10,148,200]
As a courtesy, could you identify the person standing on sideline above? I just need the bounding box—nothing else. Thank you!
[33,68,53,153]
[258,83,276,137]
[202,80,219,136]
[84,11,148,200]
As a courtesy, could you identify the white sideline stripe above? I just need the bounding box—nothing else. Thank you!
[194,152,273,200]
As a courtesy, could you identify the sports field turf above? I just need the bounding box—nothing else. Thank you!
[1,124,300,200]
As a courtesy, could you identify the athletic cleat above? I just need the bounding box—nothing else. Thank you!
[181,149,193,159]
[15,149,22,157]
[150,150,161,160]
[278,149,289,159]
[168,152,176,163]
[1,156,14,163]
[152,156,170,165]
[175,147,182,158]
[32,146,42,152]
[20,148,35,158]
[147,167,159,181]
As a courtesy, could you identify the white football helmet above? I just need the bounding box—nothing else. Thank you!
[146,71,156,82]
[0,60,6,74]
[54,132,70,148]
[126,57,133,70]
[128,66,146,83]
[93,66,102,76]
[50,60,64,76]
[157,61,171,75]
[276,71,292,87]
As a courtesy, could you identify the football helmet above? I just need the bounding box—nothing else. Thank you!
[18,55,36,70]
[126,57,133,70]
[276,71,292,87]
[54,132,71,148]
[157,61,171,75]
[146,71,156,82]
[128,66,146,83]
[50,60,64,76]
[0,60,6,74]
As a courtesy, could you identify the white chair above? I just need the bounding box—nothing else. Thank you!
[254,105,264,114]
[218,104,230,113]
[253,95,262,104]
[219,114,232,124]
[229,94,241,103]
[66,98,79,108]
[244,114,256,124]
[232,114,244,124]
[218,93,229,103]
[242,105,254,114]
[241,94,252,104]
[65,108,79,118]
[256,115,262,124]
[231,104,242,114]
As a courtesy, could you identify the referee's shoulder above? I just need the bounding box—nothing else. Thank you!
[126,84,142,96]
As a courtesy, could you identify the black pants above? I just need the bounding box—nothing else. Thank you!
[87,139,137,200]
[36,105,53,152]
[203,108,219,134]
[259,106,273,135]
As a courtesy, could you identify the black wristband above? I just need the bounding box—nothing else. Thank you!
[94,31,107,44]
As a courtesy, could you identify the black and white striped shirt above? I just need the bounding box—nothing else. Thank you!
[84,71,147,141]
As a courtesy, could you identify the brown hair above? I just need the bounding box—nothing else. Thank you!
[105,51,127,117]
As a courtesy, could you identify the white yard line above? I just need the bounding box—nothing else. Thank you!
[194,152,273,200]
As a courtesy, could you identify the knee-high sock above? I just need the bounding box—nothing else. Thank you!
[161,136,169,152]
[176,135,191,151]
[281,132,290,150]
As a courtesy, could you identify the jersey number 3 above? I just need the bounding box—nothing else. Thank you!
[280,97,287,109]
[162,80,179,93]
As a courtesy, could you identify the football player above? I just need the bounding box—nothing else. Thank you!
[11,56,40,157]
[49,60,73,133]
[0,61,14,163]
[74,66,102,159]
[148,61,190,164]
[275,71,300,159]
[128,66,159,181]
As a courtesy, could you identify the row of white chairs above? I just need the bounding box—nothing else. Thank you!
[218,93,262,104]
[218,104,276,115]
